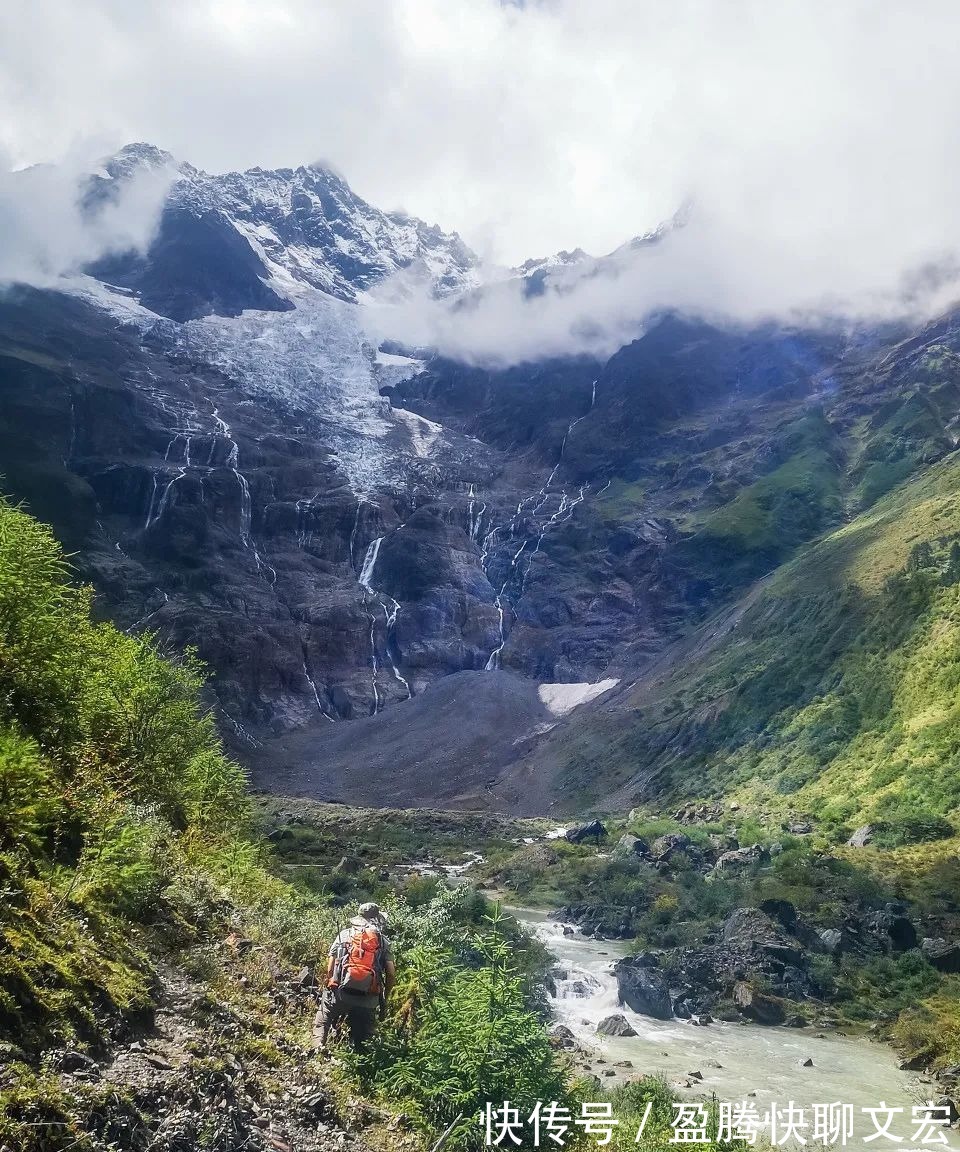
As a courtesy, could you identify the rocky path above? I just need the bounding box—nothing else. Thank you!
[42,956,412,1152]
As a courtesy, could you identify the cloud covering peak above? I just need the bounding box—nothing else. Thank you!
[0,145,173,287]
[3,1,960,360]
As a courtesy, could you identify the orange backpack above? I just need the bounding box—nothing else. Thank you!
[331,926,383,994]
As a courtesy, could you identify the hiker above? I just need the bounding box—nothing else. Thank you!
[313,902,395,1051]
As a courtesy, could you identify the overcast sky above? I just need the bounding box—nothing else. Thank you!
[2,0,959,267]
[3,0,960,362]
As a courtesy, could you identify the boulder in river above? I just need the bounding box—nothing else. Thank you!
[733,981,787,1025]
[549,1024,580,1050]
[614,958,673,1019]
[931,1097,959,1125]
[898,1053,928,1071]
[596,1013,638,1037]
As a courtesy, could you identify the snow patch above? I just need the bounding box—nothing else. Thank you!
[392,406,442,458]
[376,349,425,369]
[538,678,619,717]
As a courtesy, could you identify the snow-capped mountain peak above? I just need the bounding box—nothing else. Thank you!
[89,144,481,319]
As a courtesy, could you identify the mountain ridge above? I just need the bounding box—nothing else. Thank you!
[3,144,960,823]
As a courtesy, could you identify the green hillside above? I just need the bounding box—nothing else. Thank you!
[0,497,578,1151]
[558,447,960,837]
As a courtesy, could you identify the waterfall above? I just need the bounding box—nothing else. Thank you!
[484,596,507,671]
[367,611,381,714]
[382,599,412,699]
[483,540,528,671]
[145,468,187,531]
[296,490,322,550]
[235,469,252,544]
[349,497,366,568]
[358,537,383,592]
[356,536,411,702]
[125,589,170,634]
[144,474,159,530]
[302,660,334,723]
[226,715,262,747]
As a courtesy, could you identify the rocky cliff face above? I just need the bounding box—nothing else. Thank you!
[87,143,480,319]
[3,145,959,812]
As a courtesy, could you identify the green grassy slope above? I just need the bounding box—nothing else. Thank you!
[548,446,960,836]
[0,496,579,1151]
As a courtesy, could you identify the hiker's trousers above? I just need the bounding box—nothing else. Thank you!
[314,987,378,1050]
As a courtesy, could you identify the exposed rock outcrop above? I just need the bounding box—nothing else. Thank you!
[596,1014,638,1038]
[566,820,607,845]
[614,959,673,1019]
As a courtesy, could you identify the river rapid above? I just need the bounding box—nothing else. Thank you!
[516,908,956,1144]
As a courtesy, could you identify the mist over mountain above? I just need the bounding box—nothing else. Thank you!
[6,8,960,1145]
[0,141,958,822]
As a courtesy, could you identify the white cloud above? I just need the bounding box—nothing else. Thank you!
[2,1,960,359]
[0,145,173,287]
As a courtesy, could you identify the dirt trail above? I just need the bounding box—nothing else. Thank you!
[45,952,412,1152]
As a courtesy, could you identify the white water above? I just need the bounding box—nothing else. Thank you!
[520,911,953,1139]
[143,399,276,590]
[302,659,334,723]
[356,534,411,708]
[349,497,367,567]
[358,537,383,592]
[474,379,603,669]
[484,540,529,671]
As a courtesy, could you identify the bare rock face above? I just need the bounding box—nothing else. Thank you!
[650,832,693,860]
[614,959,673,1020]
[864,906,917,953]
[566,820,607,844]
[722,907,805,967]
[818,928,845,955]
[921,938,960,973]
[11,145,960,818]
[613,834,651,859]
[733,981,787,1026]
[847,824,874,848]
[714,844,769,871]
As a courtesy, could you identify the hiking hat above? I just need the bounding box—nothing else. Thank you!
[356,902,387,926]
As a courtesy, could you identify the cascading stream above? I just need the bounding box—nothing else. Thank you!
[301,649,335,723]
[356,534,412,712]
[519,910,941,1134]
[476,378,600,669]
[143,400,276,584]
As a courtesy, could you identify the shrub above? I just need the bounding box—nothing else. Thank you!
[0,494,250,1051]
[891,990,960,1067]
[349,900,571,1150]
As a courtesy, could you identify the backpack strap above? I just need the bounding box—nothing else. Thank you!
[329,929,350,987]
